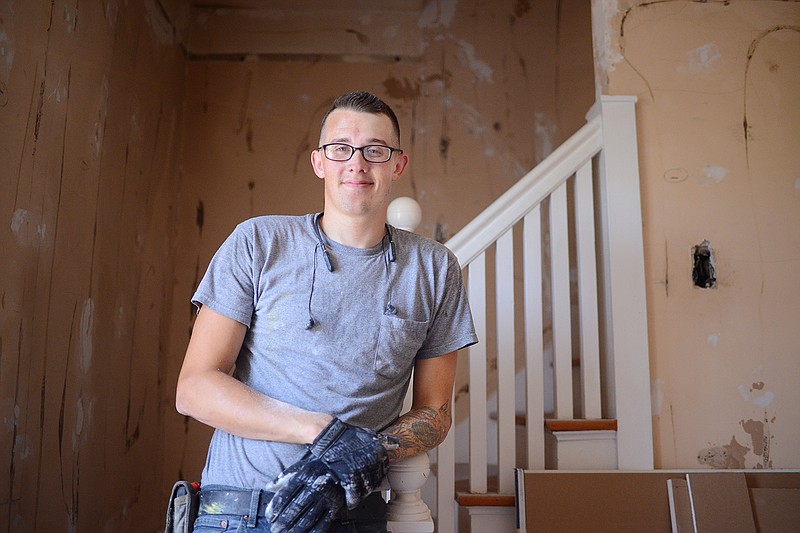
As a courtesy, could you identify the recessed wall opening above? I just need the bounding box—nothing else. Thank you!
[692,240,716,289]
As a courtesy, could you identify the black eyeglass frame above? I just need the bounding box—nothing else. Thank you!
[317,143,403,164]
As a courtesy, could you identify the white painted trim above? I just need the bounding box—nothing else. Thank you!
[496,230,516,494]
[437,413,455,533]
[574,160,602,419]
[550,182,573,419]
[523,209,545,469]
[596,96,654,469]
[548,430,617,442]
[446,116,603,267]
[468,256,488,493]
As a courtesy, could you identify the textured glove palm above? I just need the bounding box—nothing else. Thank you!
[265,457,345,533]
[308,418,391,509]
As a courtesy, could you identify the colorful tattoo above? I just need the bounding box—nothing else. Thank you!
[383,401,451,463]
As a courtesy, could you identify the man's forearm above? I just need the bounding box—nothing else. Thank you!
[381,400,451,463]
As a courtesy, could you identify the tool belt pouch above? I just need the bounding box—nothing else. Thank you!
[165,480,199,533]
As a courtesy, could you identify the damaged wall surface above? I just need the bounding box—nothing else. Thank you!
[595,0,800,469]
[0,1,185,531]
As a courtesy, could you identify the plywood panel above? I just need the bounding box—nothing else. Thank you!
[686,472,756,533]
[518,470,800,533]
[749,488,800,533]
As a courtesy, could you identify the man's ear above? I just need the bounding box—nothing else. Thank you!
[311,149,325,179]
[392,153,409,181]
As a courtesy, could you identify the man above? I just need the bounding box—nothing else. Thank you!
[176,91,477,532]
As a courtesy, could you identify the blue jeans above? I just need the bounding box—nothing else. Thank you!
[193,486,386,533]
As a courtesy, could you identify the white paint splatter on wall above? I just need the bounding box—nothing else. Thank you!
[11,208,29,235]
[64,6,78,33]
[534,112,556,161]
[10,208,46,247]
[418,0,458,29]
[707,333,720,348]
[678,42,721,74]
[105,0,119,29]
[453,39,493,83]
[144,0,175,46]
[651,378,664,416]
[92,77,109,157]
[80,299,94,375]
[702,165,729,185]
[0,28,14,80]
[593,0,623,75]
[13,434,31,461]
[738,383,775,408]
[697,445,731,468]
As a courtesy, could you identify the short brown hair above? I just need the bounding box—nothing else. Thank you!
[320,91,401,145]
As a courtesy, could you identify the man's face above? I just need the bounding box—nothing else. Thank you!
[311,109,408,219]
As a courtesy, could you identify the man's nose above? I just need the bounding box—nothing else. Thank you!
[347,149,370,171]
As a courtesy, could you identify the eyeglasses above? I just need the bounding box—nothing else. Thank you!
[318,143,403,164]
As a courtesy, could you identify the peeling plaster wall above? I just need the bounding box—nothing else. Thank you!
[597,0,800,469]
[0,1,185,531]
[163,0,595,482]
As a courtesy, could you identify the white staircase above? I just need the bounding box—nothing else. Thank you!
[386,96,654,532]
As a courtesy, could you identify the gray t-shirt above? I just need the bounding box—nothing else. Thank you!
[192,213,477,488]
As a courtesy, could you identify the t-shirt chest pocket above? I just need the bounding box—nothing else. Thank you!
[374,315,428,378]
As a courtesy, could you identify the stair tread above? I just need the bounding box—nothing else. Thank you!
[456,491,516,507]
[545,418,617,431]
[455,471,514,507]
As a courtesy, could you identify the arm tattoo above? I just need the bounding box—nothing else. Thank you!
[382,401,451,463]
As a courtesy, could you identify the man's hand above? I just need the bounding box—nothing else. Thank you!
[266,418,395,530]
[265,457,345,533]
[307,418,394,509]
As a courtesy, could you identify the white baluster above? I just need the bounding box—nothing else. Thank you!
[386,453,434,532]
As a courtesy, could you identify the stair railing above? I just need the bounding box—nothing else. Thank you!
[425,96,655,532]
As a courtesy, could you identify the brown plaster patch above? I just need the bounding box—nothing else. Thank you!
[724,436,749,469]
[741,416,773,468]
[697,436,750,469]
[382,77,420,100]
[513,0,532,19]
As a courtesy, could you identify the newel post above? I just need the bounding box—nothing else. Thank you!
[594,95,654,469]
[386,453,434,533]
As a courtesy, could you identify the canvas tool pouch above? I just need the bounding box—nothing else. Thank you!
[165,480,199,533]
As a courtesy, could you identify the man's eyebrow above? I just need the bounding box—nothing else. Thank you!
[328,137,390,145]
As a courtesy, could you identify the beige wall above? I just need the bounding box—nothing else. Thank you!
[596,0,800,469]
[0,1,185,531]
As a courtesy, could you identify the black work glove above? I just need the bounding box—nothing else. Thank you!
[265,456,345,533]
[308,418,396,509]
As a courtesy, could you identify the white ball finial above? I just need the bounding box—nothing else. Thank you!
[387,196,422,232]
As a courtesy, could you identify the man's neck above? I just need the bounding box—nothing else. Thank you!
[318,211,387,249]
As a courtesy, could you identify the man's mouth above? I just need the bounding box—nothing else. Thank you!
[342,178,373,188]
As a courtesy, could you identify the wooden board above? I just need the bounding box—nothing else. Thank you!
[516,470,800,533]
[686,472,756,532]
[749,488,800,533]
